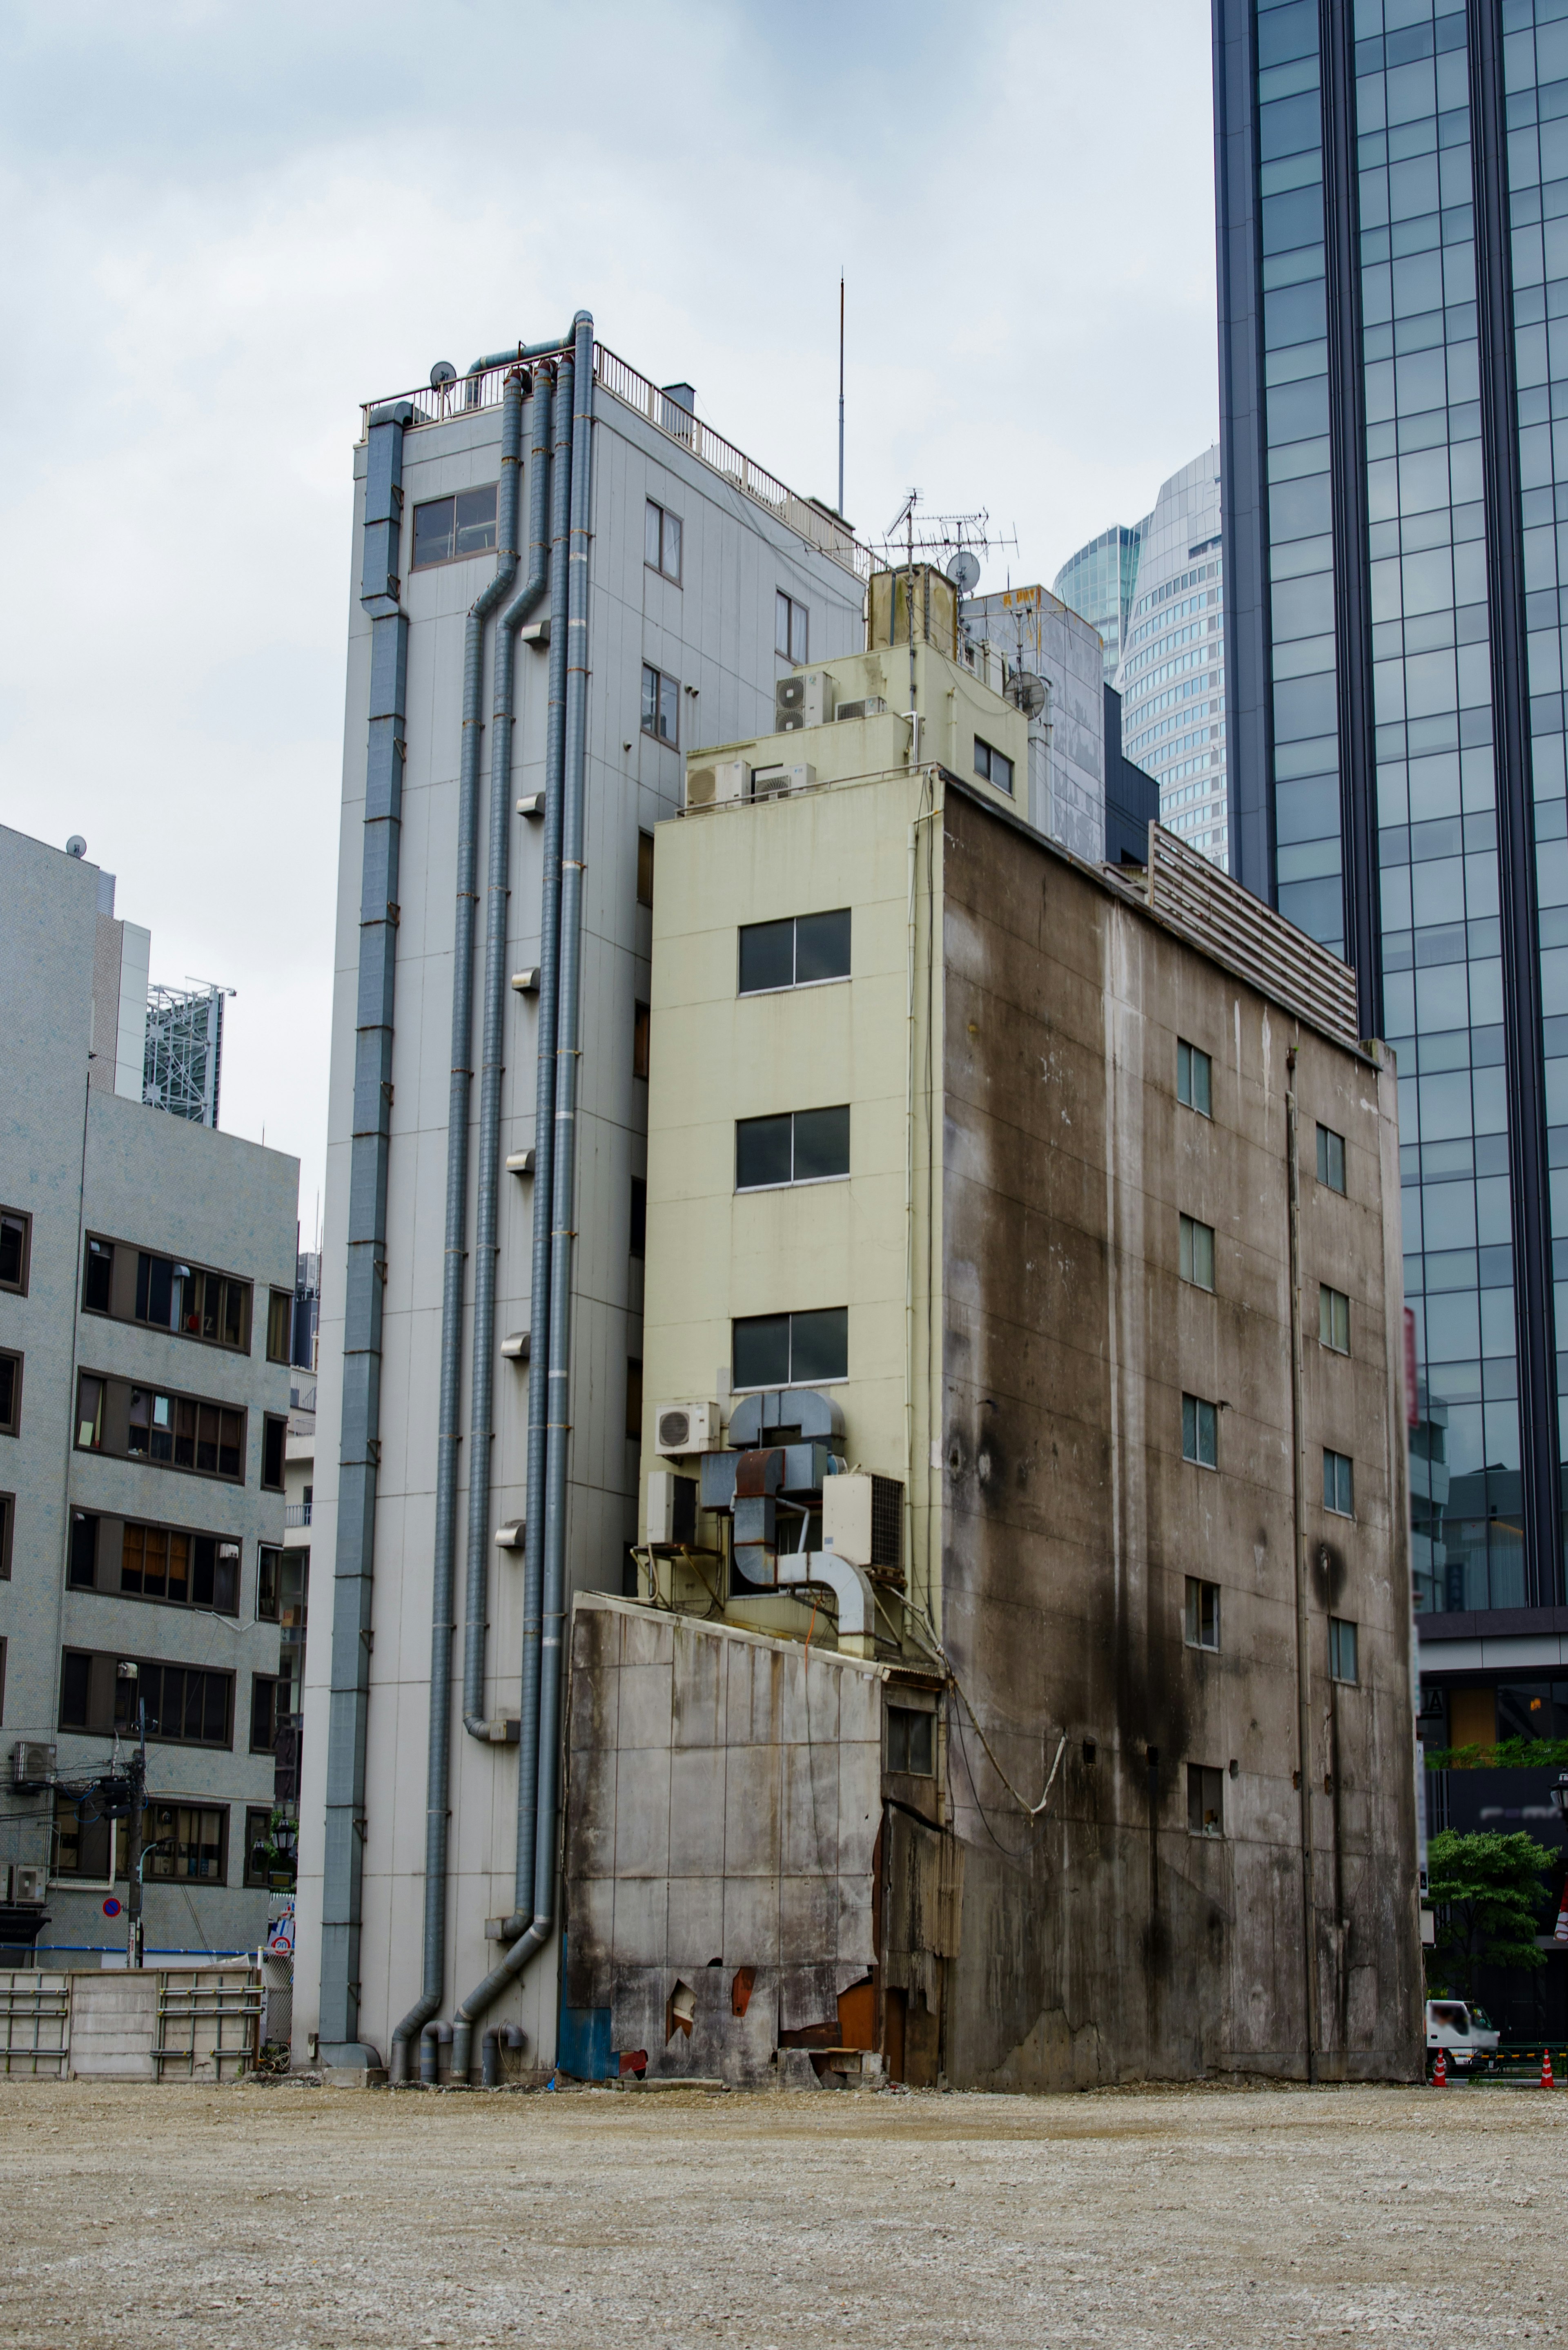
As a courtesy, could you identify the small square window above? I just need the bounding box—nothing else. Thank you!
[1184,1576,1220,1650]
[733,1306,848,1390]
[974,737,1014,796]
[1323,1447,1354,1516]
[411,484,498,568]
[641,662,679,746]
[645,500,682,584]
[1187,1763,1225,1836]
[1316,1122,1346,1193]
[1177,1040,1212,1117]
[1179,1214,1215,1291]
[887,1706,934,1775]
[0,1351,21,1438]
[775,590,809,663]
[1319,1284,1350,1352]
[637,829,655,908]
[0,1208,31,1296]
[1182,1392,1218,1468]
[1330,1616,1359,1685]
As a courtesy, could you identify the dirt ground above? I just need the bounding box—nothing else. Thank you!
[0,2076,1562,2349]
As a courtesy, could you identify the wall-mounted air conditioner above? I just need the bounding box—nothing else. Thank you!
[646,1469,698,1547]
[822,1472,904,1579]
[10,1864,45,1906]
[836,697,887,722]
[10,1742,54,1790]
[685,760,749,812]
[655,1400,722,1456]
[776,671,837,731]
[749,763,816,801]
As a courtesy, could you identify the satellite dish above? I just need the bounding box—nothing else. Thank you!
[945,548,981,595]
[1009,672,1048,722]
[66,835,87,858]
[430,360,457,389]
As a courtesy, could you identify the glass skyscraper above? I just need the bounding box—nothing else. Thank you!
[1117,448,1232,867]
[1053,523,1145,680]
[1215,0,1568,1667]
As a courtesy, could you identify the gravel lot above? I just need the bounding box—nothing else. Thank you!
[0,2076,1561,2348]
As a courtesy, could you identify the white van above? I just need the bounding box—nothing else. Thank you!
[1425,1998,1501,2071]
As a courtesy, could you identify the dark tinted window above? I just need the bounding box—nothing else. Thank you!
[83,1237,112,1313]
[0,1353,19,1436]
[733,1313,790,1389]
[262,1415,287,1492]
[1316,1123,1346,1193]
[629,1178,647,1259]
[60,1651,91,1728]
[791,1307,847,1383]
[738,919,795,993]
[736,1115,794,1190]
[793,1106,850,1180]
[794,909,851,983]
[69,1514,99,1589]
[0,1210,30,1294]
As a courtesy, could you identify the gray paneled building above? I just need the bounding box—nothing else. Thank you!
[0,822,298,1960]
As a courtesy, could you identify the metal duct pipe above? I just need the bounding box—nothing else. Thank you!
[318,398,414,2072]
[387,369,524,2083]
[511,357,575,1923]
[451,312,595,2082]
[418,2018,452,2086]
[480,2021,525,2087]
[464,332,579,404]
[462,369,554,1738]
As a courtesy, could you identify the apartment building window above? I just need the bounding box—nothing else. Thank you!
[1319,1284,1350,1353]
[1179,1214,1215,1291]
[1177,1039,1212,1117]
[738,908,851,994]
[245,1806,294,1891]
[973,736,1014,796]
[645,499,682,583]
[1187,1764,1224,1837]
[629,1178,647,1260]
[1182,1393,1218,1468]
[886,1705,934,1775]
[74,1371,245,1482]
[733,1306,848,1391]
[257,1545,282,1622]
[1330,1617,1359,1686]
[1323,1449,1354,1518]
[56,1799,229,1885]
[261,1414,287,1492]
[0,1493,11,1580]
[775,591,809,662]
[251,1673,283,1756]
[1184,1576,1220,1651]
[86,1240,253,1351]
[641,662,679,746]
[633,999,651,1081]
[737,1106,851,1191]
[0,1351,19,1438]
[59,1650,234,1747]
[266,1290,293,1364]
[75,1517,242,1613]
[0,1207,30,1294]
[637,829,655,908]
[82,1235,112,1311]
[1316,1123,1346,1194]
[626,1358,643,1443]
[411,485,498,569]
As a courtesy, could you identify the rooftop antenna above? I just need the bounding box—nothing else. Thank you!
[837,274,845,519]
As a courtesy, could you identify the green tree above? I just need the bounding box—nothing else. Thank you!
[1426,1829,1554,2000]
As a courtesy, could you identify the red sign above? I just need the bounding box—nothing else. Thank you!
[1404,1307,1419,1429]
[102,1896,122,1918]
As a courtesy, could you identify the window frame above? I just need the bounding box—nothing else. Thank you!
[737,909,852,997]
[735,1105,852,1193]
[732,1306,849,1393]
[886,1704,935,1776]
[775,590,809,664]
[1319,1283,1350,1353]
[257,1544,281,1623]
[1178,1213,1216,1292]
[58,1648,236,1749]
[1316,1122,1347,1194]
[0,1349,22,1438]
[1187,1762,1225,1838]
[244,1804,292,1891]
[1329,1616,1359,1686]
[633,999,651,1082]
[974,736,1015,796]
[1182,1391,1218,1469]
[0,1492,11,1580]
[1184,1576,1221,1652]
[625,1357,644,1443]
[74,1369,247,1484]
[410,483,500,571]
[87,1235,254,1353]
[251,1672,283,1757]
[1176,1039,1212,1117]
[641,661,680,747]
[629,1177,648,1261]
[266,1289,293,1365]
[261,1413,287,1493]
[0,1206,31,1297]
[110,1518,241,1615]
[644,498,682,585]
[1323,1447,1355,1518]
[636,829,655,908]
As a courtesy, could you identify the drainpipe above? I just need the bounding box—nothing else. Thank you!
[451,312,595,2081]
[512,357,576,1926]
[462,368,554,1741]
[1286,1047,1321,2082]
[386,370,523,2082]
[319,398,414,2071]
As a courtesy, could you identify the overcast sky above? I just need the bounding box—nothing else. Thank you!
[0,0,1217,1222]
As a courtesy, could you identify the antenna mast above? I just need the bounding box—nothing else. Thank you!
[837,274,845,519]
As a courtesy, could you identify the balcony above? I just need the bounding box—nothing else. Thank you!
[284,1502,312,1529]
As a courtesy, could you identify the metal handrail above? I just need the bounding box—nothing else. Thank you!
[1145,823,1363,1050]
[359,345,870,583]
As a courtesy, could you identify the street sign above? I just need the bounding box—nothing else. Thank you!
[102,1896,122,1918]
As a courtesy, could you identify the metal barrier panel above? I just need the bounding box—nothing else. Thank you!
[0,1971,70,2078]
[154,1967,262,2081]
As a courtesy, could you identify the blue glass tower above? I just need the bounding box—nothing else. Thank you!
[1216,0,1568,1670]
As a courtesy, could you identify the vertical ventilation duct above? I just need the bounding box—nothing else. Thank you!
[319,399,414,2070]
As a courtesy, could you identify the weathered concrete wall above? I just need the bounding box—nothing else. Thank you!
[936,789,1421,2087]
[563,1595,881,2083]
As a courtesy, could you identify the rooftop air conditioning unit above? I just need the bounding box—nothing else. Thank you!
[646,1469,697,1548]
[685,759,749,812]
[11,1742,54,1790]
[776,671,837,731]
[822,1472,904,1580]
[749,762,816,801]
[655,1400,722,1457]
[836,696,887,722]
[10,1864,45,1907]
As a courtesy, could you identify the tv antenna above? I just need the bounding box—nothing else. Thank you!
[873,494,1016,588]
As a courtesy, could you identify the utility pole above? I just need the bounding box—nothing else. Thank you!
[125,1699,147,1969]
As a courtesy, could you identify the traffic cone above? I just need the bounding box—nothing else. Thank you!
[1433,2047,1447,2086]
[1542,2049,1555,2089]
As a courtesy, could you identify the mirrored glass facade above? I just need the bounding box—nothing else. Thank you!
[1116,448,1232,867]
[1053,523,1145,680]
[1216,0,1563,1623]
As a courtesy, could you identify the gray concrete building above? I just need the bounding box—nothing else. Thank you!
[960,584,1111,865]
[0,823,298,1960]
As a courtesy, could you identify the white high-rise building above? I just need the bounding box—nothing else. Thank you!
[1114,447,1229,870]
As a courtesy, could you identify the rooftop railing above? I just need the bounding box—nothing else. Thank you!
[361,343,869,582]
[1143,822,1363,1051]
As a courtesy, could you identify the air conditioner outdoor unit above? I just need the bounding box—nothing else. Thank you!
[822,1472,904,1579]
[655,1400,722,1456]
[836,696,887,722]
[685,759,749,812]
[11,1742,54,1790]
[749,763,816,801]
[10,1864,45,1907]
[646,1469,698,1547]
[775,671,837,731]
